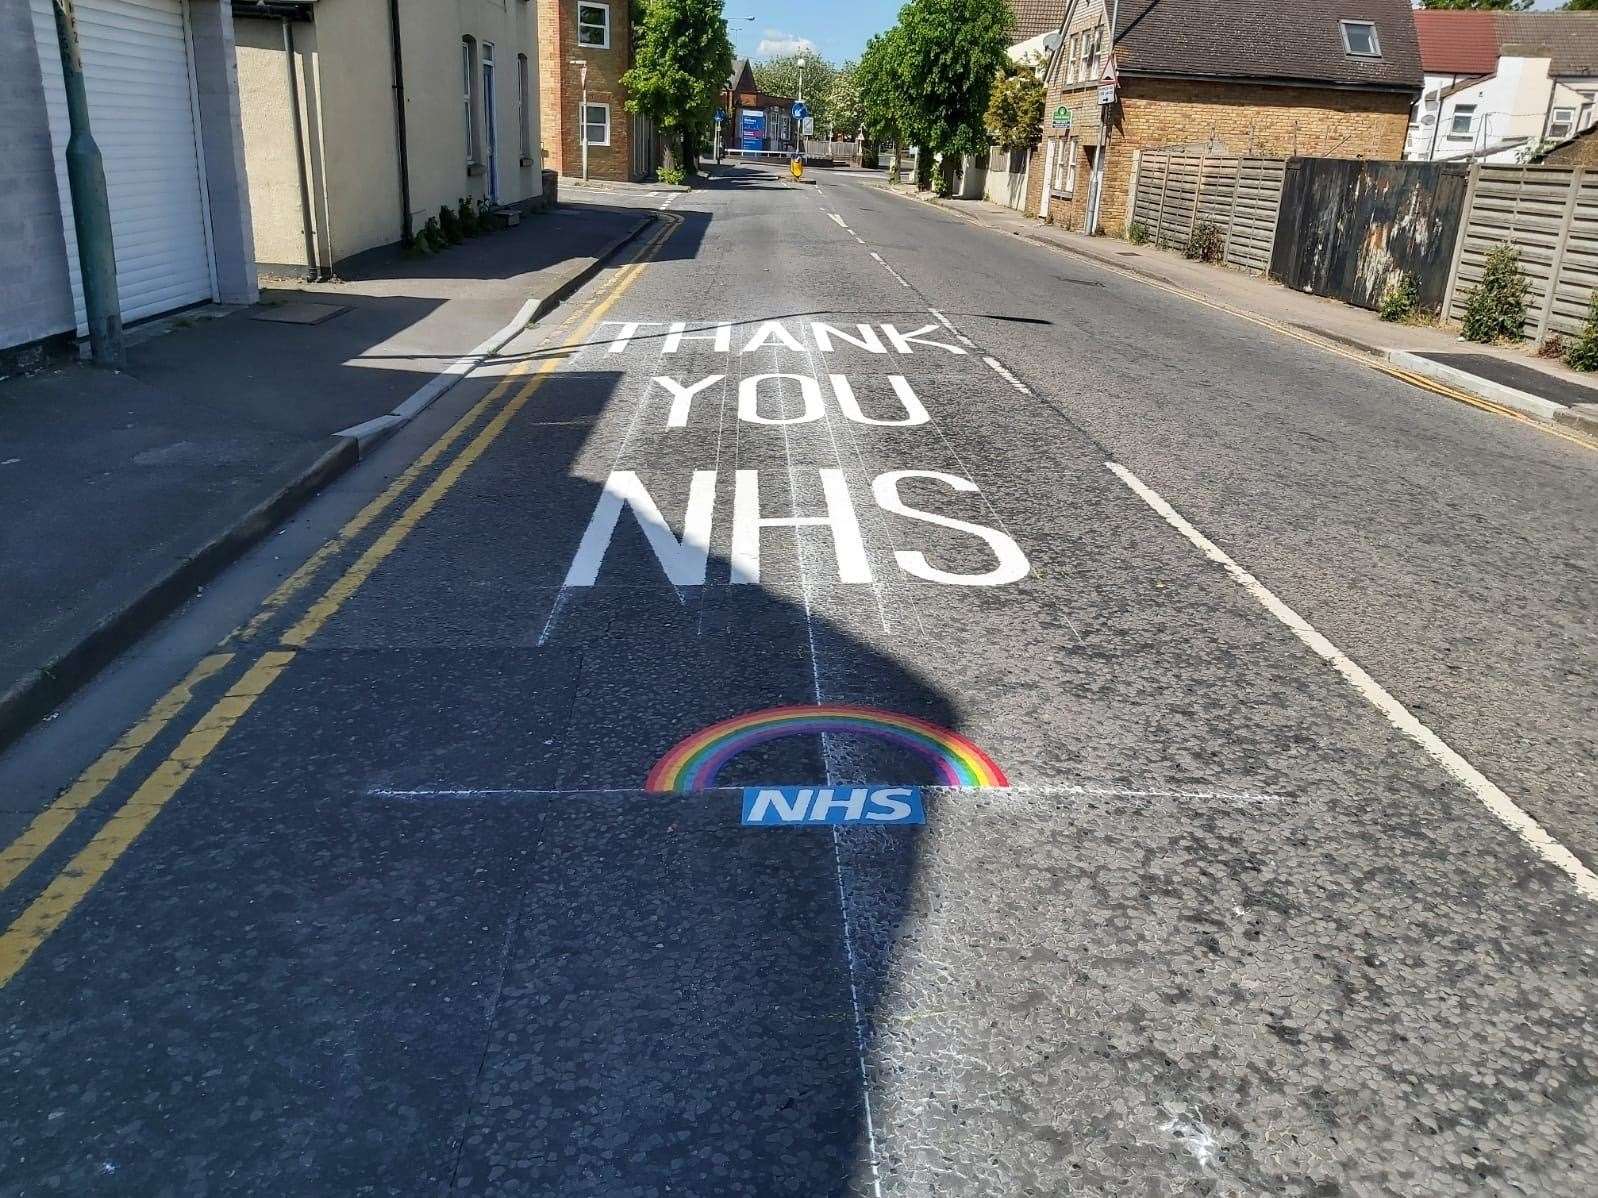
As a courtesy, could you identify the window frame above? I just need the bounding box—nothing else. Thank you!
[577,1,610,50]
[1340,20,1381,59]
[1051,137,1076,197]
[583,101,611,147]
[1448,103,1476,140]
[517,53,532,161]
[1549,106,1577,142]
[462,36,482,167]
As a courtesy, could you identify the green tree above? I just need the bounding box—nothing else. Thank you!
[752,54,838,135]
[829,60,863,139]
[1415,1,1531,9]
[894,0,1011,193]
[857,29,910,179]
[1563,0,1598,10]
[984,56,1045,153]
[621,0,732,175]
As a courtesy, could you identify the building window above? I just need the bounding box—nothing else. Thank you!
[518,53,532,159]
[462,36,481,165]
[1580,92,1596,131]
[1449,104,1476,139]
[1065,33,1080,84]
[577,2,609,49]
[583,102,610,147]
[1052,138,1076,195]
[1340,21,1381,58]
[1083,26,1102,80]
[1549,106,1577,142]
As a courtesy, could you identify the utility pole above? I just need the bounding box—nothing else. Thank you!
[569,58,589,182]
[51,0,123,368]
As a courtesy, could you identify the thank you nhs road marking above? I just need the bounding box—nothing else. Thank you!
[742,786,925,826]
[562,319,1032,589]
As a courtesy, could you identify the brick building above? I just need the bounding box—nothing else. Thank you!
[1032,0,1421,235]
[539,0,655,181]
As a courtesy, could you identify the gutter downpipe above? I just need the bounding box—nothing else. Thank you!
[281,18,318,280]
[386,0,414,243]
[51,0,123,368]
[1088,0,1121,236]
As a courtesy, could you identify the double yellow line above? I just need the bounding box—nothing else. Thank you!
[0,213,679,988]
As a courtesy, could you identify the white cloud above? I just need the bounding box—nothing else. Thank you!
[756,29,817,57]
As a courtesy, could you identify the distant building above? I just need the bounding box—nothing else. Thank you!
[1035,0,1421,235]
[980,0,1067,211]
[538,0,656,182]
[1405,10,1598,163]
[721,59,795,157]
[232,0,546,277]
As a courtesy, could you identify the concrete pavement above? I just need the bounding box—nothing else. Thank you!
[0,163,1594,1195]
[0,202,650,754]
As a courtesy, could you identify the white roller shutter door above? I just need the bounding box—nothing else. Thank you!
[32,0,217,331]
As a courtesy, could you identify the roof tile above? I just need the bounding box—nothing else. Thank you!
[1111,0,1422,93]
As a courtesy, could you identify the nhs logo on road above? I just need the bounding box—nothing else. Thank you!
[741,786,925,826]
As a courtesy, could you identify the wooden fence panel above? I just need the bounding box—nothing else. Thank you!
[1446,166,1578,339]
[1272,158,1467,313]
[1127,152,1285,271]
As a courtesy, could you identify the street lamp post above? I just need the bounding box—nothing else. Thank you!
[569,57,589,182]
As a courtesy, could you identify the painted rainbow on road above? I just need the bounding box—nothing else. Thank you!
[644,704,1008,793]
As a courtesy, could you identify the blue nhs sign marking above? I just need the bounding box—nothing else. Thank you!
[741,786,925,826]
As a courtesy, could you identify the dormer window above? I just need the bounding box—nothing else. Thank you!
[1341,20,1381,58]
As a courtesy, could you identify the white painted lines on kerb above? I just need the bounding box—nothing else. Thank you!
[1106,461,1598,905]
[868,251,911,288]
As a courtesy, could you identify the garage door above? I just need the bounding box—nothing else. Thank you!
[31,0,216,331]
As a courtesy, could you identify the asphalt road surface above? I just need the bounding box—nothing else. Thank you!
[3,164,1596,1196]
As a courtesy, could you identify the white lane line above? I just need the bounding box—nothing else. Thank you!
[868,251,911,288]
[367,784,1291,802]
[852,234,865,244]
[827,212,849,229]
[1106,461,1598,904]
[927,307,976,348]
[983,356,1032,395]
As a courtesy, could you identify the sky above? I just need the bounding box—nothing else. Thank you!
[728,0,901,66]
[728,0,1576,68]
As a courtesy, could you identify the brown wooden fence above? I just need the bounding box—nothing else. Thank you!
[1271,158,1469,315]
[1128,152,1286,273]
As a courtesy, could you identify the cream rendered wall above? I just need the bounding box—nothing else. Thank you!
[236,1,543,269]
[305,0,403,262]
[394,0,543,232]
[235,19,328,272]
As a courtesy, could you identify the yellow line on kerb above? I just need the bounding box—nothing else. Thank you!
[0,651,293,987]
[0,653,233,893]
[0,213,677,989]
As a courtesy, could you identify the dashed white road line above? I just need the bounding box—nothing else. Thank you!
[1106,460,1598,905]
[983,356,1032,395]
[927,307,977,348]
[827,212,849,229]
[868,250,911,288]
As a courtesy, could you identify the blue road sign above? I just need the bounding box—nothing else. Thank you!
[715,108,724,123]
[791,101,809,121]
